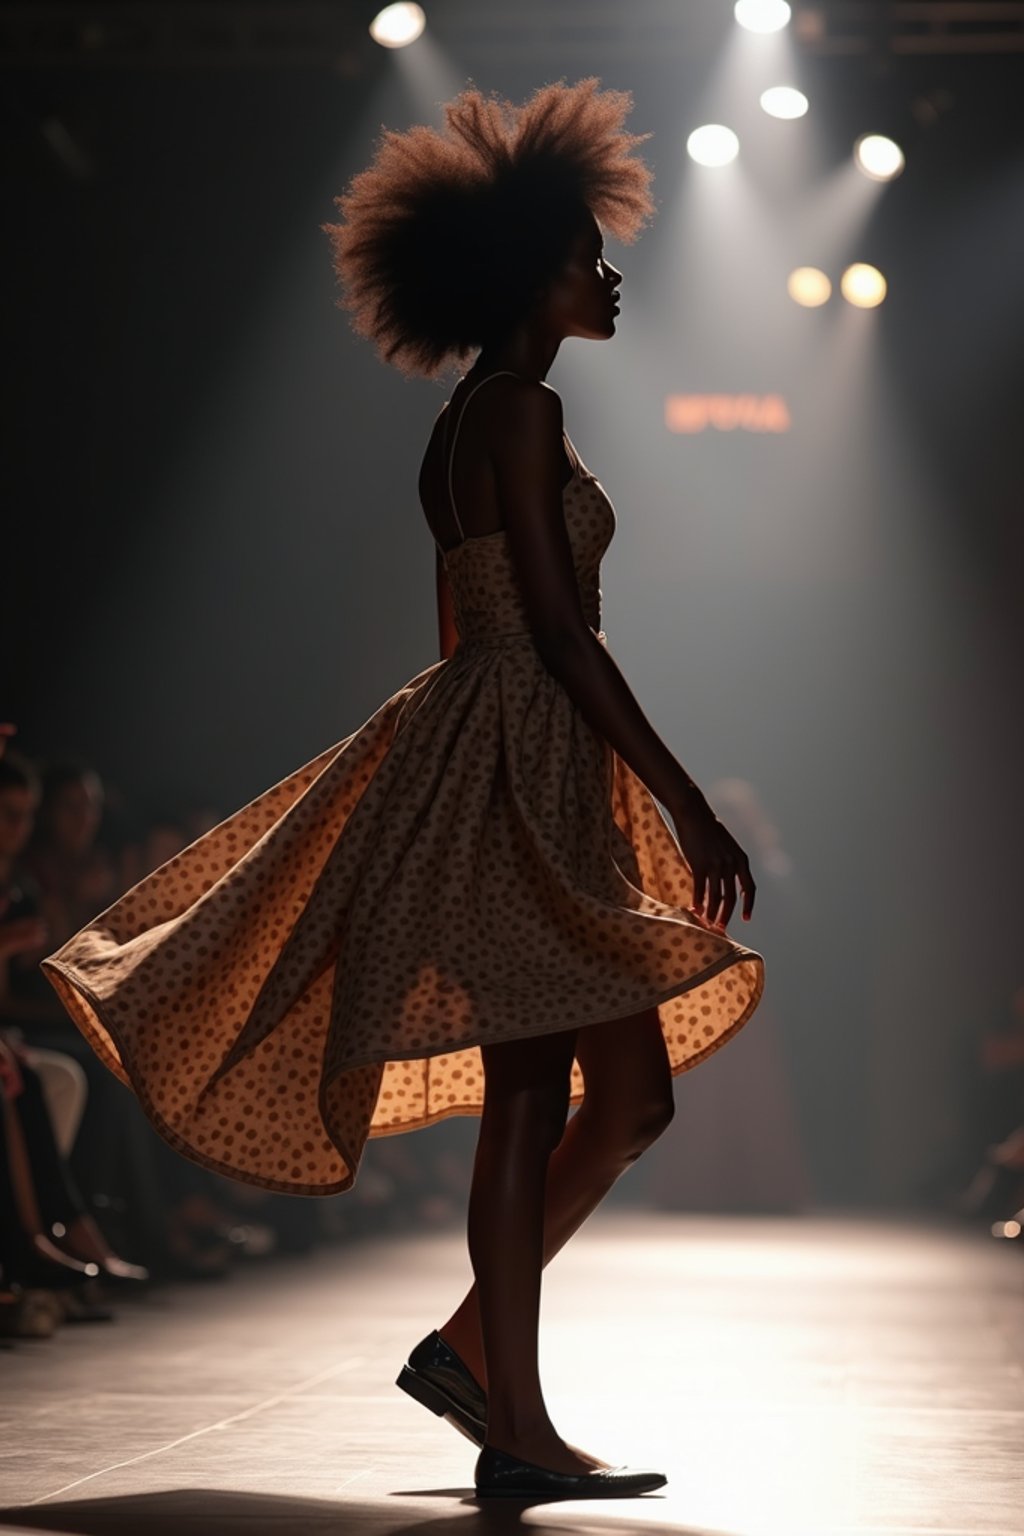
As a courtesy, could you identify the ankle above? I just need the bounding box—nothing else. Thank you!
[438,1293,477,1334]
[437,1314,481,1357]
[437,1325,487,1386]
[485,1403,553,1444]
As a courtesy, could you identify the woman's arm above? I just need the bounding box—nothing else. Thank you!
[490,376,755,925]
[436,546,460,661]
[490,379,701,813]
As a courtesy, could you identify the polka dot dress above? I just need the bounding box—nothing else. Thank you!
[39,425,765,1197]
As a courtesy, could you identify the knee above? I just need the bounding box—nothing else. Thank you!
[626,1094,675,1159]
[587,1092,675,1163]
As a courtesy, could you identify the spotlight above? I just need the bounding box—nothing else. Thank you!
[734,0,792,34]
[840,264,887,308]
[761,87,809,120]
[854,134,905,182]
[787,267,831,307]
[687,125,740,168]
[369,3,426,48]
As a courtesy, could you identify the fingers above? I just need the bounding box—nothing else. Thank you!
[705,863,723,926]
[703,852,756,928]
[688,833,756,929]
[699,859,726,927]
[690,862,708,919]
[717,863,756,927]
[718,865,737,929]
[739,858,756,920]
[691,857,724,926]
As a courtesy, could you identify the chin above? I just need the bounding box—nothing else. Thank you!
[571,317,617,341]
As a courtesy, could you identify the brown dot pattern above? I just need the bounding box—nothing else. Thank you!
[39,450,765,1197]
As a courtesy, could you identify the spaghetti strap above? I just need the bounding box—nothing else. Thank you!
[445,370,522,542]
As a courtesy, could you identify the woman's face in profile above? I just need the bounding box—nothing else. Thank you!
[542,211,623,343]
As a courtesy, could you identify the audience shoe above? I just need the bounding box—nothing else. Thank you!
[474,1442,668,1499]
[395,1328,487,1444]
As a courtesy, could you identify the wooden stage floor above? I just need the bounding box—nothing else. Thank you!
[1,1210,1022,1534]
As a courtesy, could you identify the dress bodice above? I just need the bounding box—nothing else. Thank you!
[442,448,616,650]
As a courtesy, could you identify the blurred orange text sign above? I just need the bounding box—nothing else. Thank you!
[665,395,791,434]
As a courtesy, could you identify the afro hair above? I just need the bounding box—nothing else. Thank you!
[321,76,656,380]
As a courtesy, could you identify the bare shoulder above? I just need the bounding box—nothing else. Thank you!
[489,375,563,453]
[494,374,562,411]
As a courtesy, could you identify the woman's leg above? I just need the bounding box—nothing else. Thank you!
[442,1006,674,1389]
[468,1020,614,1473]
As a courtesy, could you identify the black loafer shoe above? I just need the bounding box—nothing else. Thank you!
[474,1442,668,1499]
[395,1329,488,1445]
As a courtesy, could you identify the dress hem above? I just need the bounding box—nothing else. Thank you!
[40,956,363,1198]
[325,942,764,1079]
[40,939,764,1199]
[365,942,765,1135]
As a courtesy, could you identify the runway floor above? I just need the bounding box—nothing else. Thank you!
[1,1210,1022,1534]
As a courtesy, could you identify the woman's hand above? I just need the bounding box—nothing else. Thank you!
[668,790,756,930]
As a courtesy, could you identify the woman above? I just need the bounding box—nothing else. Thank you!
[40,79,765,1499]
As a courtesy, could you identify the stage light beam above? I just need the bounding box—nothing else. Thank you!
[788,267,831,307]
[369,3,426,49]
[854,134,906,182]
[687,125,740,168]
[841,264,887,308]
[761,86,808,120]
[735,0,792,35]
